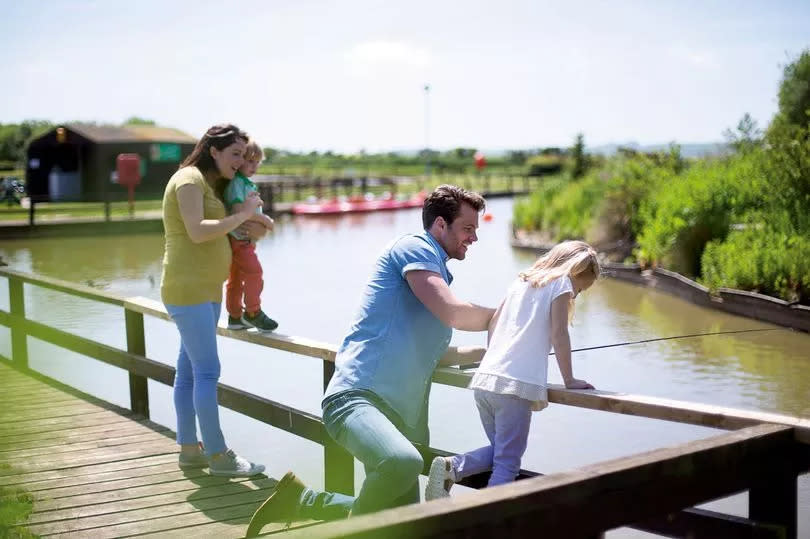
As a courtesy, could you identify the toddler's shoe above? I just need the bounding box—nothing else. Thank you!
[227,315,249,330]
[243,310,278,332]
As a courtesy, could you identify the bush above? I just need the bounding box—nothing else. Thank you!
[513,176,567,232]
[701,223,810,303]
[525,154,564,177]
[634,153,765,276]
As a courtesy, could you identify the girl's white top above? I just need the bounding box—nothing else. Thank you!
[469,275,573,411]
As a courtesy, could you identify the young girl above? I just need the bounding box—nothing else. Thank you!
[425,240,600,499]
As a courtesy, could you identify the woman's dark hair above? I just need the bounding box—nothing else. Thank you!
[180,123,248,200]
[422,184,486,229]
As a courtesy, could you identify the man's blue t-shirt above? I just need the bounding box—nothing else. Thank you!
[323,230,453,429]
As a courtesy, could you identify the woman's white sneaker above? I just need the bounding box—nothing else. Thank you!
[209,449,265,477]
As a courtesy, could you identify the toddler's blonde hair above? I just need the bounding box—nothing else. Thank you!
[244,139,265,162]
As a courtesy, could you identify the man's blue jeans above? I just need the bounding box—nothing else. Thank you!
[299,390,427,520]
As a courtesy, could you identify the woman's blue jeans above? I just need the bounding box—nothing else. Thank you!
[165,302,227,455]
[298,390,427,520]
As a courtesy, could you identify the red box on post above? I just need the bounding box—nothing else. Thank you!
[116,154,141,188]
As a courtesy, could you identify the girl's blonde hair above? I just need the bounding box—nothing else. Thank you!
[519,240,600,322]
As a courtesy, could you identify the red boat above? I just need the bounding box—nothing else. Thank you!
[291,193,426,215]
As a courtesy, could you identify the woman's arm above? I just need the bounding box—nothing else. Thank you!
[232,196,275,231]
[550,294,593,389]
[177,184,262,243]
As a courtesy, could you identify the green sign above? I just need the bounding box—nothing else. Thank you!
[150,143,181,162]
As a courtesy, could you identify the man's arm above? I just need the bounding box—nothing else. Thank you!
[405,270,494,331]
[437,345,486,367]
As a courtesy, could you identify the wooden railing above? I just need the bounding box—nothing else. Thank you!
[1,267,808,538]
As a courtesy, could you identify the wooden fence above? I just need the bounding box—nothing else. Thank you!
[1,267,808,538]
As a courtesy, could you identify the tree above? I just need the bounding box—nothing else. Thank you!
[123,117,156,126]
[0,120,53,165]
[723,113,762,153]
[775,49,810,128]
[571,133,588,178]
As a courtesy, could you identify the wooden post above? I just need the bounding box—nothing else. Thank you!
[749,449,798,538]
[323,361,354,496]
[28,197,35,226]
[265,182,275,216]
[9,277,28,369]
[125,308,150,418]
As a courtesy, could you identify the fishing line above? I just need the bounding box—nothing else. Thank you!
[459,327,785,370]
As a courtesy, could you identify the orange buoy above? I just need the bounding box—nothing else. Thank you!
[483,213,493,222]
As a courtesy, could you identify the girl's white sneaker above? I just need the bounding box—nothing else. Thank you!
[425,456,455,501]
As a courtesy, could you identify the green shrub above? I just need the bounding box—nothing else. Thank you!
[701,223,810,303]
[634,153,765,276]
[513,176,567,232]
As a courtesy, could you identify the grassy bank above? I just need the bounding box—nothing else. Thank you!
[0,463,35,538]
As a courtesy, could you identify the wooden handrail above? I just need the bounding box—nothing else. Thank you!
[3,268,809,444]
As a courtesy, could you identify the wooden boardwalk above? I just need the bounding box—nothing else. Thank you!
[0,362,312,538]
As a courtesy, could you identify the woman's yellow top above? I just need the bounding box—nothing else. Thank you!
[160,166,231,305]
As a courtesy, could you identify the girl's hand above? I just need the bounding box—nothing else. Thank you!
[564,378,594,390]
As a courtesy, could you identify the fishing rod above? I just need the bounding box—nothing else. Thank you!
[459,327,784,370]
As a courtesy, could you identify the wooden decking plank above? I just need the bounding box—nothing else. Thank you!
[0,386,78,406]
[0,429,173,459]
[0,377,46,390]
[64,503,260,538]
[0,453,177,487]
[34,472,261,512]
[134,516,323,538]
[0,410,134,436]
[7,438,178,475]
[26,482,278,536]
[0,423,171,453]
[28,476,276,524]
[9,458,180,493]
[0,402,123,423]
[30,466,212,500]
[0,416,158,448]
[2,392,93,410]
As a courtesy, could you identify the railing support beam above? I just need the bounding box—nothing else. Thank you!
[9,277,28,370]
[125,309,149,418]
[323,361,354,496]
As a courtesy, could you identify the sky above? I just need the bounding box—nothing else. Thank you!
[1,0,809,153]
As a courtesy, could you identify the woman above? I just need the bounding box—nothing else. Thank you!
[161,123,266,476]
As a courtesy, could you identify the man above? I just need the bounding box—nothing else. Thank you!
[247,185,494,536]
